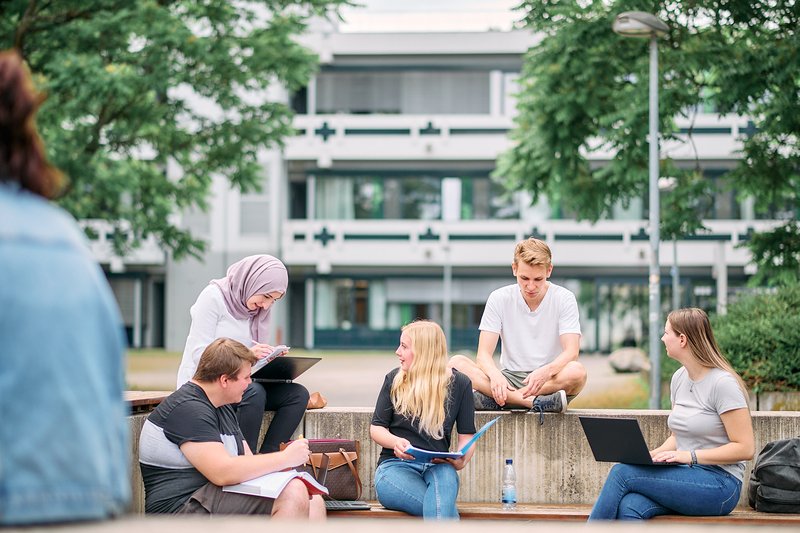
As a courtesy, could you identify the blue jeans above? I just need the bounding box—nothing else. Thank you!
[589,463,742,520]
[374,459,460,520]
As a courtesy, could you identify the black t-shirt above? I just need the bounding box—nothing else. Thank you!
[138,382,245,513]
[371,368,476,465]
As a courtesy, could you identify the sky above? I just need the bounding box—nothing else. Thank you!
[338,0,524,33]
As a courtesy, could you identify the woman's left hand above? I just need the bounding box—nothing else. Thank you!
[436,456,468,470]
[250,342,275,359]
[651,449,690,464]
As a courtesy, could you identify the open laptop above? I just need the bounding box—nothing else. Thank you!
[313,455,371,511]
[579,416,677,466]
[251,356,321,383]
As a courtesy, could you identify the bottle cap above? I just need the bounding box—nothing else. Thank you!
[506,458,513,464]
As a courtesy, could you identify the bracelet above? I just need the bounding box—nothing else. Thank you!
[691,450,698,465]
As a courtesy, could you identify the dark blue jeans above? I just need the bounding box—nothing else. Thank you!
[374,459,460,520]
[589,463,742,520]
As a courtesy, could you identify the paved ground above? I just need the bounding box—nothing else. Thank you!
[127,351,646,408]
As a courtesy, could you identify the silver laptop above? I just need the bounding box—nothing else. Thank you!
[579,416,677,466]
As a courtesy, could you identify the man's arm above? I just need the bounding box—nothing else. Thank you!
[476,330,514,404]
[519,332,580,398]
[180,439,310,487]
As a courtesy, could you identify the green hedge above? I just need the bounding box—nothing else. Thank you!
[713,285,800,393]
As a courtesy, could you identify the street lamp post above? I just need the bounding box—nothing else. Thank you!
[613,11,669,409]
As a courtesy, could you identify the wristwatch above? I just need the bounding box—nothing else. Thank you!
[691,450,698,465]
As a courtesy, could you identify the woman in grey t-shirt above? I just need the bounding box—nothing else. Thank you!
[589,308,754,520]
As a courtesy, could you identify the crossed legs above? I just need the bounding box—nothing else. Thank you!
[449,355,586,408]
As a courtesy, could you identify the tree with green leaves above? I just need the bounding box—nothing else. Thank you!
[497,0,799,286]
[1,0,348,258]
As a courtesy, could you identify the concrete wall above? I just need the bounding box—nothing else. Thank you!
[129,409,800,513]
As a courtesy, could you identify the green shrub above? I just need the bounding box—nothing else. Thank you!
[712,285,800,393]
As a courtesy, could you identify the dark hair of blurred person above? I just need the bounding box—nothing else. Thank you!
[0,49,130,525]
[0,50,64,198]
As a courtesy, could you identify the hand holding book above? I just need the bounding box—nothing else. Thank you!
[223,469,328,499]
[405,416,500,463]
[250,344,290,375]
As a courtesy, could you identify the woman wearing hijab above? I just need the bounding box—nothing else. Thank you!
[176,255,309,453]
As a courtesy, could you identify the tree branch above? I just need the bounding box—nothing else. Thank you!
[14,0,38,51]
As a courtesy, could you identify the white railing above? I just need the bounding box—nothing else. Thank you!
[281,218,781,270]
[80,219,165,270]
[286,113,750,163]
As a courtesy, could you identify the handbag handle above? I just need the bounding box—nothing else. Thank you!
[338,447,362,500]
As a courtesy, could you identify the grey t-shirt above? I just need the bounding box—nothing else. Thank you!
[668,367,749,481]
[139,383,245,513]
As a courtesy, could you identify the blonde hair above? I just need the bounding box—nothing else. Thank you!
[667,308,749,400]
[390,320,451,439]
[513,237,552,268]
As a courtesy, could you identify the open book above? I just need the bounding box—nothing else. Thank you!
[223,469,329,499]
[406,416,500,463]
[250,345,290,375]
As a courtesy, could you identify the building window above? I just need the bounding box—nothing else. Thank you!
[315,70,491,115]
[311,174,518,221]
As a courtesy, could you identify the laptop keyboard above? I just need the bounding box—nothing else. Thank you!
[324,500,371,511]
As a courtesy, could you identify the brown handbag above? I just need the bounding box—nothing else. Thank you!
[280,439,362,500]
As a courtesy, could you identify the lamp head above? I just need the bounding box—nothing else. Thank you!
[613,11,668,38]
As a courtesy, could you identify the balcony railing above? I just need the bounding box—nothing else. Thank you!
[281,218,781,270]
[80,219,165,271]
[286,113,753,163]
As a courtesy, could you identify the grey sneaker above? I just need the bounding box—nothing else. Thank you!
[529,390,567,425]
[473,390,501,411]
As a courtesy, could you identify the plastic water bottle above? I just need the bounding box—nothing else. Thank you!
[502,458,517,510]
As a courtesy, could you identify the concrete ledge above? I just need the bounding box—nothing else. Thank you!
[329,502,800,524]
[5,514,800,532]
[128,408,800,514]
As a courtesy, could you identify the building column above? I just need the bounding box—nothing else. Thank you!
[133,277,143,348]
[714,242,728,315]
[489,70,503,117]
[305,278,315,349]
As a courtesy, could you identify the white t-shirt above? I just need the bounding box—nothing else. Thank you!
[668,366,749,481]
[175,284,251,387]
[479,282,581,371]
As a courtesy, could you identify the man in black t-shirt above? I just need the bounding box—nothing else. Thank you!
[139,338,324,518]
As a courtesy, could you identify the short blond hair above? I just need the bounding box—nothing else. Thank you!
[513,237,552,268]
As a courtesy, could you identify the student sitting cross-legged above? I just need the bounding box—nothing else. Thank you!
[370,320,477,520]
[139,337,325,519]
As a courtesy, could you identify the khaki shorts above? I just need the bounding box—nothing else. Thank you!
[178,482,275,515]
[500,369,577,403]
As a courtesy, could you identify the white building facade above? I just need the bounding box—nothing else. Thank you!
[118,24,785,353]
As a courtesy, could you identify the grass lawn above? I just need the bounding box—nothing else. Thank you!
[126,349,650,408]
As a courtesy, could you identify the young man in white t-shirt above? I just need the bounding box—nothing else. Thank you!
[450,238,587,415]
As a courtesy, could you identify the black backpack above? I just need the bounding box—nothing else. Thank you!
[748,437,800,513]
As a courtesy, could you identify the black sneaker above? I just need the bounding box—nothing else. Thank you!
[473,390,501,411]
[528,390,567,425]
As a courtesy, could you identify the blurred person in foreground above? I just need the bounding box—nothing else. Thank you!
[0,49,129,524]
